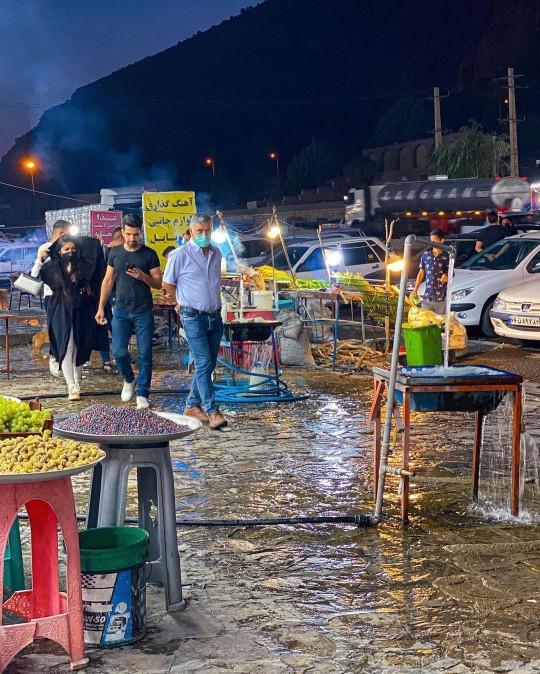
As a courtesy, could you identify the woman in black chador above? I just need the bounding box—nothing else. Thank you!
[39,235,96,400]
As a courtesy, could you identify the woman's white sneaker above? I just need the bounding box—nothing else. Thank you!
[121,380,136,402]
[136,396,149,409]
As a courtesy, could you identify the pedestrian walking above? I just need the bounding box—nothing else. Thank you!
[38,236,96,400]
[96,213,162,409]
[412,229,449,315]
[163,214,227,429]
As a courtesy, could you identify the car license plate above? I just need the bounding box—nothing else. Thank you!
[510,315,540,327]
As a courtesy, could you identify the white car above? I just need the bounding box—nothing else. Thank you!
[490,279,540,340]
[449,232,540,335]
[265,236,389,280]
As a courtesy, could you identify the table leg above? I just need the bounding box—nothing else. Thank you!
[511,386,523,517]
[5,317,9,380]
[471,411,483,500]
[401,391,411,524]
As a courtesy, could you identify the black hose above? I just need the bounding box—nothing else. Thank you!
[17,388,189,401]
[17,512,375,527]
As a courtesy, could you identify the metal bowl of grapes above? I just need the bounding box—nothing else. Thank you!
[53,404,201,445]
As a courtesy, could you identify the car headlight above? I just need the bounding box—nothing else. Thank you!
[492,297,507,311]
[451,287,474,301]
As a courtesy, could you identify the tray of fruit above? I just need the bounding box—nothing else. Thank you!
[0,432,105,483]
[0,397,53,437]
[54,405,200,444]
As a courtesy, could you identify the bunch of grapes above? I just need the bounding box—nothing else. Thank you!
[0,433,103,474]
[0,397,51,434]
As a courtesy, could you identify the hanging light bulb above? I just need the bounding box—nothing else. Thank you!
[212,226,227,244]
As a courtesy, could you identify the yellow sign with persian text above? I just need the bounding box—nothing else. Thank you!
[142,191,196,268]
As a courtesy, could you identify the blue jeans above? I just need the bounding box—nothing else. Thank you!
[112,308,154,398]
[181,309,223,414]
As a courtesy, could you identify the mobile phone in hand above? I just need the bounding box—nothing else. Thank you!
[126,264,135,271]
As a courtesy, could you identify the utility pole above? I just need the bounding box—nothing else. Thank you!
[433,87,443,150]
[507,67,519,176]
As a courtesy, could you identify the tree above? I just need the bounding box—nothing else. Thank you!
[429,121,510,178]
[373,98,432,145]
[286,140,340,193]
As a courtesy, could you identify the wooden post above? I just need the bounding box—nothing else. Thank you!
[401,391,411,524]
[471,411,483,499]
[511,385,522,516]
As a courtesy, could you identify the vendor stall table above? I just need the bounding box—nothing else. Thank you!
[370,366,524,523]
[0,471,91,671]
[153,297,180,351]
[216,321,305,403]
[55,413,200,614]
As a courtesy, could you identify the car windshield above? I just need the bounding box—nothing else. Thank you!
[461,239,539,271]
[271,245,309,270]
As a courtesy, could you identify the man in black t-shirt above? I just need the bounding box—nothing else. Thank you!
[475,211,506,253]
[96,214,162,409]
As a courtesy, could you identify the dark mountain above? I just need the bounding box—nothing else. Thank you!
[2,0,540,202]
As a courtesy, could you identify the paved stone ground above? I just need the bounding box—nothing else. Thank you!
[2,347,540,672]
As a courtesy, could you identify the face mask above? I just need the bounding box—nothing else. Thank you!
[61,251,77,262]
[194,234,210,248]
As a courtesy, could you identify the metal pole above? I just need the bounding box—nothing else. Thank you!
[372,234,414,522]
[433,87,443,150]
[443,249,456,367]
[372,235,455,523]
[508,67,519,177]
[271,238,277,309]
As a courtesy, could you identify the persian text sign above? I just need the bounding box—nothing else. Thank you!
[90,210,123,244]
[142,191,196,268]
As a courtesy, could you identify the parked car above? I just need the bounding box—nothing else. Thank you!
[0,242,40,277]
[259,236,389,280]
[490,279,540,341]
[448,232,540,336]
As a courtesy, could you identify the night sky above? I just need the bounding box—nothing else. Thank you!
[0,0,258,158]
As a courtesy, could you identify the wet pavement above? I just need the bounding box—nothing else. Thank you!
[2,346,540,673]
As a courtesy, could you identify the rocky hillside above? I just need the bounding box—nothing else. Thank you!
[1,0,538,198]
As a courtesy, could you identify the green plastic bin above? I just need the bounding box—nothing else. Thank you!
[402,323,442,366]
[79,527,149,647]
[79,526,148,573]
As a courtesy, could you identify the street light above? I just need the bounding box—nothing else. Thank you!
[22,157,38,192]
[268,152,280,178]
[204,157,215,177]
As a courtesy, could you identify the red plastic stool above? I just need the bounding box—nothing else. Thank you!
[0,476,88,671]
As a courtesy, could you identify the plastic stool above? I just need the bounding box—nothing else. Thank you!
[4,519,24,596]
[86,442,184,612]
[0,476,88,671]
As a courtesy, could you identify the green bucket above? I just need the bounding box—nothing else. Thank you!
[79,527,149,647]
[402,323,442,366]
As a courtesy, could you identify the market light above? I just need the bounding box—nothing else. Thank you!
[324,249,342,267]
[456,210,463,216]
[204,157,215,176]
[21,157,39,192]
[387,258,405,272]
[69,225,80,236]
[438,211,445,216]
[405,211,412,216]
[421,211,428,216]
[474,210,481,215]
[267,224,281,240]
[211,226,227,244]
